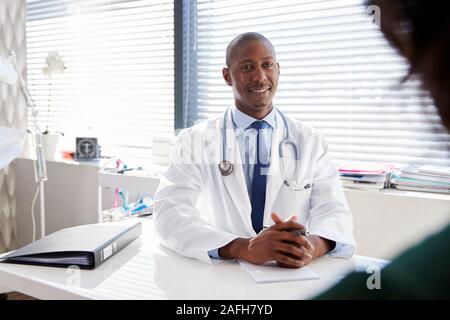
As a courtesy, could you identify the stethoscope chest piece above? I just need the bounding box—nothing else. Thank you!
[219,160,234,176]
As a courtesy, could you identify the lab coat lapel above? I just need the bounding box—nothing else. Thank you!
[220,110,252,224]
[264,111,285,219]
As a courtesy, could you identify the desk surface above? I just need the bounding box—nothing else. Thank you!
[0,218,388,300]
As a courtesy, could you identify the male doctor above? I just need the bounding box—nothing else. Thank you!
[154,32,356,268]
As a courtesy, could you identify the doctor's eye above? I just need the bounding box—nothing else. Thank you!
[240,65,254,72]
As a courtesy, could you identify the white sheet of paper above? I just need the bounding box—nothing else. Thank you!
[239,260,320,283]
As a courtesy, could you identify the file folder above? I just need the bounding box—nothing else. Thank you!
[0,220,142,269]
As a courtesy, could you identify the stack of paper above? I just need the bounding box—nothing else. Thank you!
[389,165,450,194]
[338,162,397,191]
[238,260,319,283]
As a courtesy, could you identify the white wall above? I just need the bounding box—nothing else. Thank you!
[15,158,450,259]
[0,0,26,253]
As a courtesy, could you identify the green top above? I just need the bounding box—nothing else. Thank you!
[315,224,450,299]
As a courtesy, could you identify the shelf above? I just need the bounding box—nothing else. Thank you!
[98,171,161,194]
[97,170,162,223]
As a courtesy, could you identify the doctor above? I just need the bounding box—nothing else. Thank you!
[154,32,356,267]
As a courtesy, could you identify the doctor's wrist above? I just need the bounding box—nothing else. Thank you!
[307,235,335,258]
[218,238,250,260]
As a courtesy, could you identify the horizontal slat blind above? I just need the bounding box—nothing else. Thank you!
[190,0,450,166]
[26,0,174,160]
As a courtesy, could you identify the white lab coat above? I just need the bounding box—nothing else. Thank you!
[154,109,356,263]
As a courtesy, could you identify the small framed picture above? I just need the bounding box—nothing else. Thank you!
[75,137,99,160]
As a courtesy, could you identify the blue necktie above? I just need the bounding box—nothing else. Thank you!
[250,120,270,233]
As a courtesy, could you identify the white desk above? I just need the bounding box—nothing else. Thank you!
[0,218,388,300]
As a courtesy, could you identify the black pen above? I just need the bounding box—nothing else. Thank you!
[285,228,309,237]
[263,225,309,236]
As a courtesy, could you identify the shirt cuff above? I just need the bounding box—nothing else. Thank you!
[327,242,344,255]
[208,248,221,259]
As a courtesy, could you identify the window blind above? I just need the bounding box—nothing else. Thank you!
[186,0,450,166]
[26,0,174,161]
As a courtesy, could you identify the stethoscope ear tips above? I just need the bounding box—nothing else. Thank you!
[284,180,312,191]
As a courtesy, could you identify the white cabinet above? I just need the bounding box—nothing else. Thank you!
[345,188,450,259]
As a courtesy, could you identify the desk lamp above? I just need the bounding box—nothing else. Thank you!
[0,51,47,241]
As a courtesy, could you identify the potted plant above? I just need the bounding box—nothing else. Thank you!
[41,51,66,160]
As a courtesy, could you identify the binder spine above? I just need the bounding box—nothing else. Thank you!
[94,222,142,267]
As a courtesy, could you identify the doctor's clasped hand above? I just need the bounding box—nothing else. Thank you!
[219,213,316,268]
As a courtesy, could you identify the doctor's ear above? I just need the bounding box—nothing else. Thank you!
[222,67,232,86]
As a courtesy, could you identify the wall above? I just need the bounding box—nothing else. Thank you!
[14,158,450,259]
[15,158,101,247]
[0,0,26,253]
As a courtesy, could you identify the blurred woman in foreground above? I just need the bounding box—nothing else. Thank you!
[316,0,450,299]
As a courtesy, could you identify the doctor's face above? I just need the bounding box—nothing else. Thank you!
[223,40,280,119]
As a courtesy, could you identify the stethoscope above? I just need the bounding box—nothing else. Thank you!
[219,107,312,191]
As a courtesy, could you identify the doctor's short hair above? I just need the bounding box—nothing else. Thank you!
[225,32,277,67]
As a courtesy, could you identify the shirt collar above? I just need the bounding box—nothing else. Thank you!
[231,106,276,130]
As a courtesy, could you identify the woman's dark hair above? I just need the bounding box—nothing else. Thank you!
[368,0,450,130]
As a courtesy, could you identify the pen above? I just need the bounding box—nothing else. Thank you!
[285,228,309,237]
[263,225,309,236]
